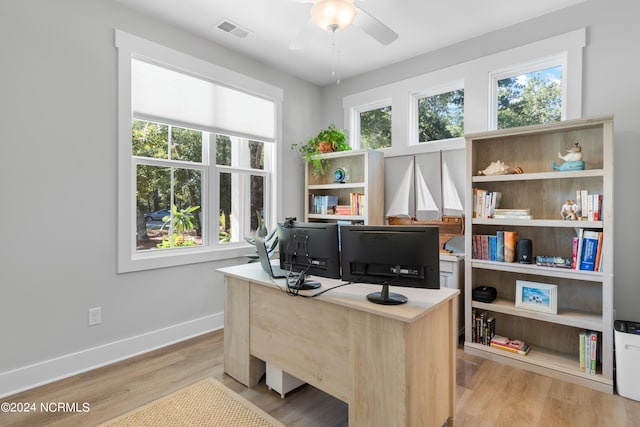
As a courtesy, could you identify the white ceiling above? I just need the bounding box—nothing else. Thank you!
[113,0,586,86]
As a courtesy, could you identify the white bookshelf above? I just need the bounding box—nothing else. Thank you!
[304,149,384,225]
[464,116,614,393]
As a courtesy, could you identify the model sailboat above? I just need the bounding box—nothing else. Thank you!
[386,152,464,250]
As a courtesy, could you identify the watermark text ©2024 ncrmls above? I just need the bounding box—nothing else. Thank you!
[1,401,90,413]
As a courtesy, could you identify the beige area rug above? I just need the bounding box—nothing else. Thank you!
[99,378,285,427]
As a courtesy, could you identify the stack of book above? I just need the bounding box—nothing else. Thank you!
[472,231,518,262]
[309,195,338,215]
[492,208,532,220]
[489,335,530,355]
[335,205,351,216]
[576,190,603,221]
[471,309,495,345]
[349,193,366,216]
[572,229,604,271]
[473,189,502,219]
[579,330,599,374]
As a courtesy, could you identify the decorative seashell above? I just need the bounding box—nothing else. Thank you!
[478,160,510,176]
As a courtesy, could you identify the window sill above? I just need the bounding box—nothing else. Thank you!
[118,243,253,273]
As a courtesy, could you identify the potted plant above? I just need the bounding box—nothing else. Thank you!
[292,123,351,177]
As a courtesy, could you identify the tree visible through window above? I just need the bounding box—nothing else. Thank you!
[133,120,203,251]
[133,119,268,251]
[418,89,464,143]
[360,105,392,149]
[497,66,562,129]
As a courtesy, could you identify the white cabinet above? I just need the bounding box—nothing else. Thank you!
[463,116,614,393]
[440,253,464,336]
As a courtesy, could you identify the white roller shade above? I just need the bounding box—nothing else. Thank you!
[132,59,275,141]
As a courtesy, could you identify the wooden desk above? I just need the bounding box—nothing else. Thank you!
[219,263,459,427]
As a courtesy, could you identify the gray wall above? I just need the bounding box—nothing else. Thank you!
[323,0,640,321]
[0,0,321,396]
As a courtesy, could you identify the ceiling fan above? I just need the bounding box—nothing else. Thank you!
[289,0,398,50]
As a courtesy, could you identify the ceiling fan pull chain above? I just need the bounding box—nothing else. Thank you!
[331,29,341,85]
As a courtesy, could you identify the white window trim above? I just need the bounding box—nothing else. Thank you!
[489,55,567,130]
[410,79,465,146]
[115,30,283,273]
[342,28,585,158]
[349,99,393,150]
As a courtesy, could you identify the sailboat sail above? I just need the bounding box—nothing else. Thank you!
[385,160,414,217]
[386,153,465,250]
[415,163,438,214]
[441,160,464,213]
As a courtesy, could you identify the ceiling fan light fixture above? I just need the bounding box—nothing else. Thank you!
[311,0,356,32]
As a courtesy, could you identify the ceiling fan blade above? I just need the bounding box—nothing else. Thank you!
[353,6,398,45]
[289,18,317,50]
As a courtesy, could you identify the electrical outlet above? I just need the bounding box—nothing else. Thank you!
[88,307,102,326]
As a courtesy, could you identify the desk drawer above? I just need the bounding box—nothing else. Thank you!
[440,261,454,273]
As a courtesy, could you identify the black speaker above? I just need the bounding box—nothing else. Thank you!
[518,239,532,264]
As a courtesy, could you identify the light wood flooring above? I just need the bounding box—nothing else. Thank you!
[1,330,639,427]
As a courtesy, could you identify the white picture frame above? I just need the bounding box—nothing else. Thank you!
[515,280,557,314]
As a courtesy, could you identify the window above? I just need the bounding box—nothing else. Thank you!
[416,88,464,143]
[357,104,392,149]
[133,120,204,251]
[116,30,282,272]
[494,64,563,129]
[343,29,584,155]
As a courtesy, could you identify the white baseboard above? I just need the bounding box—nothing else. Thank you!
[0,312,224,399]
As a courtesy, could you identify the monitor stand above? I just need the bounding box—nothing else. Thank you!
[367,284,407,305]
[288,275,321,290]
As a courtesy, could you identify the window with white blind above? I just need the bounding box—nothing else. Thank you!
[116,30,282,272]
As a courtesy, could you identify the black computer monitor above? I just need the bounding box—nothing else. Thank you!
[340,225,440,305]
[278,220,341,290]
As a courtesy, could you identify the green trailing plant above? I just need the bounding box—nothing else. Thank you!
[292,123,350,177]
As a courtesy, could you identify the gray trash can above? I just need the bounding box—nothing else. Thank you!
[614,320,640,401]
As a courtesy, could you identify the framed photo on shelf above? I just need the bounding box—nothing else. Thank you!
[515,280,557,314]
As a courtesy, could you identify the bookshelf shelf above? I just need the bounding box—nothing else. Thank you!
[464,116,614,393]
[472,168,604,183]
[464,342,613,392]
[469,259,608,282]
[304,149,384,225]
[471,299,603,331]
[472,218,603,228]
[307,213,365,222]
[308,182,366,190]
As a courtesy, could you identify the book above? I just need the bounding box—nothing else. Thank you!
[590,331,598,374]
[580,189,589,220]
[504,231,518,262]
[493,208,530,215]
[535,256,572,268]
[492,214,533,219]
[488,235,497,261]
[490,335,530,355]
[573,228,584,270]
[571,236,579,269]
[594,232,604,271]
[579,230,600,271]
[496,231,505,262]
[584,330,591,373]
[579,331,586,372]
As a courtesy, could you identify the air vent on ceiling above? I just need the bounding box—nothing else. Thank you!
[217,19,252,39]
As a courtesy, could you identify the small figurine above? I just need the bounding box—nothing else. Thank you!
[560,199,580,220]
[553,142,585,171]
